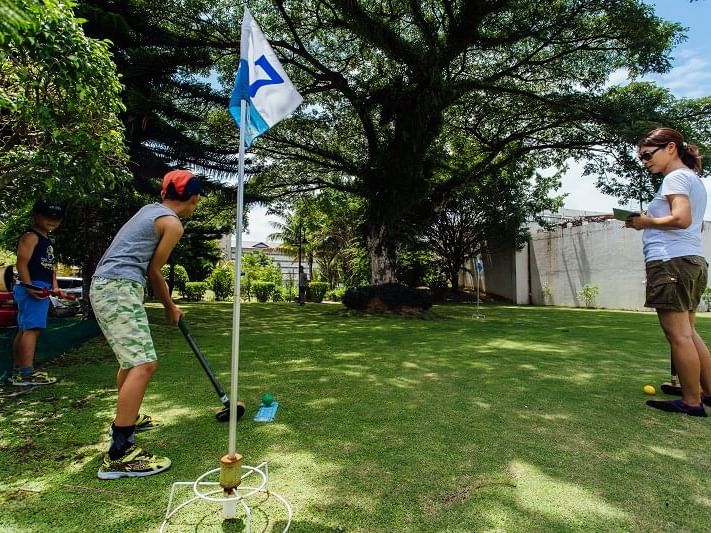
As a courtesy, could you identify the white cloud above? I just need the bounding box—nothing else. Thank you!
[556,160,617,213]
[241,205,283,242]
[603,52,711,99]
[604,68,630,89]
[649,50,711,98]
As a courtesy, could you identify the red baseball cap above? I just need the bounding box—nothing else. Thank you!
[161,169,203,200]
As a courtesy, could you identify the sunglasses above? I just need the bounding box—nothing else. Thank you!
[638,146,664,162]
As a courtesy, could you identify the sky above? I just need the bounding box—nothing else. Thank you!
[241,0,711,242]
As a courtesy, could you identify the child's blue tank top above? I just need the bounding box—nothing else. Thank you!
[24,229,54,284]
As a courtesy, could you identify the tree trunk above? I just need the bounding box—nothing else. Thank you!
[81,219,108,319]
[367,224,397,284]
[450,271,460,292]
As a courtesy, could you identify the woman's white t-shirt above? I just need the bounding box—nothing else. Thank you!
[643,167,707,262]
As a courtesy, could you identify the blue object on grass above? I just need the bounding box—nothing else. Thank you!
[254,401,279,422]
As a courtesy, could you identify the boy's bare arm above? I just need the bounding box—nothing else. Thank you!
[148,216,184,325]
[15,232,38,283]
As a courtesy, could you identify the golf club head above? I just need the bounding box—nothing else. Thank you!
[215,401,245,422]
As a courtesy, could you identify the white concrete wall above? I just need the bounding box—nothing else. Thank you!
[460,249,516,301]
[528,220,646,309]
[463,220,711,311]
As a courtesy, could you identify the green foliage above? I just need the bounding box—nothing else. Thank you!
[241,251,282,301]
[161,264,189,296]
[324,287,347,302]
[184,281,208,302]
[702,288,711,311]
[274,285,296,303]
[421,263,450,294]
[75,1,244,181]
[269,192,370,290]
[0,0,129,210]
[253,281,275,303]
[209,265,234,301]
[307,281,329,303]
[0,0,35,45]
[397,246,441,289]
[271,286,287,302]
[0,247,15,266]
[422,160,564,291]
[343,283,432,312]
[578,284,600,308]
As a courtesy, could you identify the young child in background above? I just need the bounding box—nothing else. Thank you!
[9,200,68,386]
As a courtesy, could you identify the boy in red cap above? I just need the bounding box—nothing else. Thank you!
[9,200,69,386]
[90,169,202,479]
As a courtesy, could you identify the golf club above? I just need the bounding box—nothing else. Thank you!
[18,281,77,300]
[178,317,244,422]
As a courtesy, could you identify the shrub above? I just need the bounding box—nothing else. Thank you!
[578,284,599,308]
[241,251,283,301]
[272,286,286,302]
[161,264,189,296]
[307,281,329,303]
[209,266,234,301]
[324,287,347,302]
[253,281,275,302]
[342,283,432,312]
[184,281,208,302]
[703,287,711,311]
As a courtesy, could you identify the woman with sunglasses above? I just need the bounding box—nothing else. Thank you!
[625,127,709,416]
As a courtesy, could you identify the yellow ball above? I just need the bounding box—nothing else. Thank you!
[643,385,656,395]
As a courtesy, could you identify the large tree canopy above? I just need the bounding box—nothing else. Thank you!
[76,0,244,181]
[215,0,709,283]
[0,0,128,209]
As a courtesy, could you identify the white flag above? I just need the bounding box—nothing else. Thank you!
[229,8,303,147]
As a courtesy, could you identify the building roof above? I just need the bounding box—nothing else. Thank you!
[231,237,284,249]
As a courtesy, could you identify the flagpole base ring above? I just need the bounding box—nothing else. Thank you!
[160,461,293,532]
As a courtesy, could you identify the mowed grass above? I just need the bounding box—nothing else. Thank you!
[2,302,711,532]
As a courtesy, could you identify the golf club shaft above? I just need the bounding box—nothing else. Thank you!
[18,282,77,300]
[178,318,230,408]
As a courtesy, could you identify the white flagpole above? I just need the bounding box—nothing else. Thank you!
[476,269,481,317]
[228,99,247,457]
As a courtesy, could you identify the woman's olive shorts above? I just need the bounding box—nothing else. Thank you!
[645,255,708,311]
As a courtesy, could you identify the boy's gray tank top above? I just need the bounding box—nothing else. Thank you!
[93,203,179,286]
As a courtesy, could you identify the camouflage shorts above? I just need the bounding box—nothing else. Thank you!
[90,277,157,369]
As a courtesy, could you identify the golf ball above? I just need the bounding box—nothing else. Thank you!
[262,393,274,406]
[643,385,656,395]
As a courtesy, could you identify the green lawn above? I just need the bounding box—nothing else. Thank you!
[1,302,711,532]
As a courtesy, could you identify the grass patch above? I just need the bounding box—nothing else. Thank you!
[1,302,711,532]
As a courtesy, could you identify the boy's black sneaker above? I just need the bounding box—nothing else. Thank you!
[8,370,57,386]
[97,445,171,480]
[646,399,707,417]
